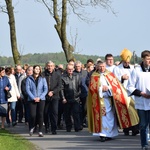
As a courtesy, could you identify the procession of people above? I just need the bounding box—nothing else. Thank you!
[0,49,150,150]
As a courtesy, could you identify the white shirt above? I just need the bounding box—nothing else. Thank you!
[106,65,115,73]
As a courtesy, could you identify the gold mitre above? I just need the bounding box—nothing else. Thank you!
[120,48,132,62]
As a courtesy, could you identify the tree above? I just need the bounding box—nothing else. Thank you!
[37,0,113,62]
[0,0,21,64]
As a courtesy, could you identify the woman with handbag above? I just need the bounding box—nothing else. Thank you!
[5,67,20,127]
[0,67,11,129]
[26,65,48,137]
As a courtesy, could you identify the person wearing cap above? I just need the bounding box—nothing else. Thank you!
[87,60,139,142]
[113,48,139,136]
[127,50,150,150]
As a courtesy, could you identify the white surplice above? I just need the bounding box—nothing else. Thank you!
[127,65,150,110]
[93,73,118,138]
[106,65,116,73]
[113,63,135,89]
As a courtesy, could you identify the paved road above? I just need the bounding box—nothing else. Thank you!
[6,123,143,150]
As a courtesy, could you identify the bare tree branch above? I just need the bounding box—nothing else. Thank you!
[36,0,115,61]
[68,0,116,23]
[0,5,8,13]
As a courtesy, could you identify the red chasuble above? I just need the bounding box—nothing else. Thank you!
[87,71,139,133]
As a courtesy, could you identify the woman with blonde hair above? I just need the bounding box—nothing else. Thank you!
[5,67,20,127]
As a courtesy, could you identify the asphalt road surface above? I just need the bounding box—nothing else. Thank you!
[6,123,142,150]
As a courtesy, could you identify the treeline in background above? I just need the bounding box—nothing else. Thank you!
[0,52,141,67]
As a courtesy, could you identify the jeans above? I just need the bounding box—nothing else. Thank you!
[137,109,150,147]
[6,102,16,123]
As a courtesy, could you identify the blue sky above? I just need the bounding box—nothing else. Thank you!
[0,0,150,57]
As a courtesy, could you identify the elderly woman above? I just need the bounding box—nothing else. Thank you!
[0,67,11,129]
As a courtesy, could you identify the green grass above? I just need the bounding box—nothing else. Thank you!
[0,129,38,150]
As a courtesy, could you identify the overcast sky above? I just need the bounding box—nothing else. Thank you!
[0,0,150,57]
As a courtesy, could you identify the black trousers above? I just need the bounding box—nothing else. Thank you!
[57,99,64,126]
[44,98,59,132]
[15,99,23,122]
[123,124,139,133]
[64,101,81,131]
[80,97,87,125]
[28,100,45,132]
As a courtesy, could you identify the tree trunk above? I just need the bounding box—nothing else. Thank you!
[41,0,113,62]
[53,0,75,62]
[5,0,21,65]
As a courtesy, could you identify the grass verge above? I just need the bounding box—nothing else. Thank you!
[0,129,38,150]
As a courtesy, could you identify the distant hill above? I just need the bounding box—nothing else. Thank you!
[0,52,140,67]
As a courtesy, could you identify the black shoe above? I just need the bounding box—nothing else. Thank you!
[105,137,112,141]
[18,120,23,123]
[79,126,83,130]
[66,129,71,132]
[12,122,17,127]
[132,130,139,136]
[75,129,79,132]
[57,125,63,129]
[45,128,50,133]
[74,126,83,132]
[100,136,106,142]
[124,132,129,136]
[52,131,57,135]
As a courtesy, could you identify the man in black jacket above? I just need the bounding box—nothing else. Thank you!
[61,64,82,132]
[74,61,88,127]
[43,61,61,135]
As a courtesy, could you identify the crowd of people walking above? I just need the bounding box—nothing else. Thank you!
[0,49,150,150]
